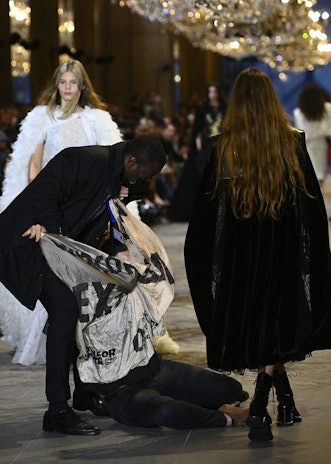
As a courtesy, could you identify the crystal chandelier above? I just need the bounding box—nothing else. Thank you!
[111,0,331,71]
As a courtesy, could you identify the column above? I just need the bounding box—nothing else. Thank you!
[30,0,59,102]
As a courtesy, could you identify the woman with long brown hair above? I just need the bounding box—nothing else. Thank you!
[185,68,331,441]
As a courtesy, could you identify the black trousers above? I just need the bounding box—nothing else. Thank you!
[39,268,79,403]
[104,358,242,429]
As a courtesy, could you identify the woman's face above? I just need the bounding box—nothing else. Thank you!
[57,71,80,104]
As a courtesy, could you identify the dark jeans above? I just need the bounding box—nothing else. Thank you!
[104,358,242,429]
[39,268,79,403]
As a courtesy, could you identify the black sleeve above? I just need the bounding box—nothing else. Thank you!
[25,148,101,235]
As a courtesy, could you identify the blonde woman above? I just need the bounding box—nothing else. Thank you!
[0,60,122,364]
[185,68,331,442]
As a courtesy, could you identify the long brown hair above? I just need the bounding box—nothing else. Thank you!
[215,68,308,220]
[37,60,107,119]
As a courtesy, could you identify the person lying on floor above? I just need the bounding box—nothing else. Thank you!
[39,198,249,430]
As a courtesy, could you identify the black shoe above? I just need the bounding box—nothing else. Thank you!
[232,390,249,406]
[43,408,101,435]
[72,390,108,416]
[238,390,249,403]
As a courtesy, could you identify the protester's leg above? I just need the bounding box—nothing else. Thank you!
[154,358,244,408]
[105,385,228,429]
[103,358,247,429]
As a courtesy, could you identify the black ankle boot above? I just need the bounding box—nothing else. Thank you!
[247,372,273,441]
[272,371,302,426]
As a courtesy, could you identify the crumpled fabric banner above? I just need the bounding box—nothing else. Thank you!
[40,199,175,384]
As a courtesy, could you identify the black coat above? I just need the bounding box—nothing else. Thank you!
[0,141,127,310]
[184,132,331,371]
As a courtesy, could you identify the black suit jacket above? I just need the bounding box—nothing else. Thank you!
[0,141,127,309]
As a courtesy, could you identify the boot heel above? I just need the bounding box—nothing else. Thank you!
[277,403,294,426]
[247,416,273,441]
[273,371,302,424]
[293,406,302,423]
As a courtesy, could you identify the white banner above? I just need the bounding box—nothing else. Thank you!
[40,199,175,384]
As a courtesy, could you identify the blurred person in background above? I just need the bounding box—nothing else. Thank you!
[169,82,228,222]
[293,82,331,187]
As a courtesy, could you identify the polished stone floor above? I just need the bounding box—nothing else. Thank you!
[1,190,331,463]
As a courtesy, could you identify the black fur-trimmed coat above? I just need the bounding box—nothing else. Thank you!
[185,132,331,371]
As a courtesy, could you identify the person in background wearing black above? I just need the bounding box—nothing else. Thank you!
[169,82,228,222]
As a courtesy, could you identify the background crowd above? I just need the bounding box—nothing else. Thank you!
[0,83,224,226]
[2,78,331,227]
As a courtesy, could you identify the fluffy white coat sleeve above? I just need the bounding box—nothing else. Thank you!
[83,107,123,145]
[0,106,48,212]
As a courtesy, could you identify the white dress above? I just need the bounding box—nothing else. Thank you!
[0,105,122,365]
[293,102,331,182]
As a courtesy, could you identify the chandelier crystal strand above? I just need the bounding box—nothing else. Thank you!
[111,0,331,70]
[176,0,331,70]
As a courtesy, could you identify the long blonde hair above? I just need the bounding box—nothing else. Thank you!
[37,60,107,119]
[215,68,308,220]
